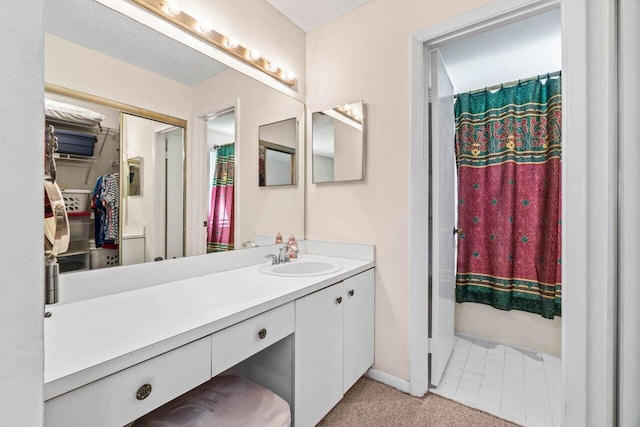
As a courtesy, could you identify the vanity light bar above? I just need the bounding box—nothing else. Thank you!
[130,0,296,87]
[333,105,363,124]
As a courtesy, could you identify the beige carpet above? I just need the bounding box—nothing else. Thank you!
[318,377,519,426]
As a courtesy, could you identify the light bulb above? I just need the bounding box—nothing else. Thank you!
[248,49,261,61]
[198,20,212,33]
[166,1,181,16]
[284,70,296,81]
[225,36,239,49]
[266,62,279,73]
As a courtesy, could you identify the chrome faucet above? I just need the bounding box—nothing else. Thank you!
[278,246,289,264]
[265,245,292,265]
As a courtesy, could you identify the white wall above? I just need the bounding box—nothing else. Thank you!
[0,1,44,425]
[306,0,495,382]
[192,69,305,246]
[333,120,363,181]
[265,151,293,185]
[260,118,297,149]
[456,303,561,356]
[313,154,334,182]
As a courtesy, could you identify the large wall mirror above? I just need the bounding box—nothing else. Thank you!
[44,0,305,272]
[312,101,365,183]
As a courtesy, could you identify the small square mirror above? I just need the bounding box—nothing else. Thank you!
[312,100,364,183]
[127,156,142,196]
[258,118,297,186]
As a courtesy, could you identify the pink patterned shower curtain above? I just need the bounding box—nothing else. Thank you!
[207,144,234,252]
[455,76,562,319]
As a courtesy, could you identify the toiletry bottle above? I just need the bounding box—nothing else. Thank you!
[275,232,283,244]
[287,234,298,260]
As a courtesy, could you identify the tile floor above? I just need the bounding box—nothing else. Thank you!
[430,335,562,427]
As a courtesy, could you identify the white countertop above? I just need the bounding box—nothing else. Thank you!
[44,254,374,400]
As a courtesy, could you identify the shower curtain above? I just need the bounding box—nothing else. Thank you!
[454,76,562,319]
[207,144,235,253]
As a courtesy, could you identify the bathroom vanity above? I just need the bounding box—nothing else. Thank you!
[44,244,374,427]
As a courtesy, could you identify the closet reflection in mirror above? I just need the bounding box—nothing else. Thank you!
[44,91,186,272]
[312,101,365,183]
[126,157,142,196]
[259,118,297,187]
[44,93,122,273]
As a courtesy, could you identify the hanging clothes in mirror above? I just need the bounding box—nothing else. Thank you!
[93,172,119,248]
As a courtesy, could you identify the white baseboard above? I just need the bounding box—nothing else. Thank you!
[366,369,411,394]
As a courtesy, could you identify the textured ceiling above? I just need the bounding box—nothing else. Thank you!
[266,0,371,31]
[45,0,228,86]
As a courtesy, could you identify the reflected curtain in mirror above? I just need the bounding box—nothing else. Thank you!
[207,144,235,252]
[454,76,562,319]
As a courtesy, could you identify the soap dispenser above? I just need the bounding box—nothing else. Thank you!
[275,231,283,244]
[287,234,298,260]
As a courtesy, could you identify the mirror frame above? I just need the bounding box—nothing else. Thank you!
[45,83,188,265]
[311,100,365,184]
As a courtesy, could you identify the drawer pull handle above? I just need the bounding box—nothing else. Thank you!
[258,328,267,339]
[136,384,152,401]
[348,289,355,297]
[336,296,343,304]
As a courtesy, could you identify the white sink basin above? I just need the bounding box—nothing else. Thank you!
[259,261,343,277]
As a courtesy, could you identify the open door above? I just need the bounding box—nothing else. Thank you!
[164,128,184,259]
[429,49,457,387]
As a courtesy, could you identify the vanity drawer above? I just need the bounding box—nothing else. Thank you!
[211,302,294,376]
[45,336,211,427]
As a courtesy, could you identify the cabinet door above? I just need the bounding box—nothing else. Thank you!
[295,282,344,427]
[122,237,145,266]
[343,269,375,393]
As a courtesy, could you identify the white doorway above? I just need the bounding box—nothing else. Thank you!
[121,114,185,263]
[158,126,185,260]
[406,0,605,425]
[424,11,563,424]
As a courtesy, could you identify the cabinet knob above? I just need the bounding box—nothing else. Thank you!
[258,328,267,339]
[136,383,152,400]
[336,296,343,304]
[348,289,355,297]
